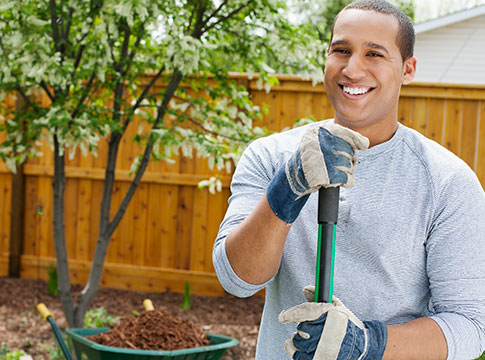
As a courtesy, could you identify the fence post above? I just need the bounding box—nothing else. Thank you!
[8,92,25,277]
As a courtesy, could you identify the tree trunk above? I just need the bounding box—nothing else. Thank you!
[52,136,76,328]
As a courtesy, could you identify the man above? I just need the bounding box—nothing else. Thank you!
[213,0,485,359]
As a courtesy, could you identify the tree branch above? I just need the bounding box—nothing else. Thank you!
[15,86,38,112]
[117,20,131,73]
[40,81,55,103]
[200,0,251,34]
[49,0,61,49]
[125,22,146,75]
[200,0,229,31]
[71,71,97,119]
[106,69,183,237]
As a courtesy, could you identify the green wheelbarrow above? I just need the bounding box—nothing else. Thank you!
[37,302,239,360]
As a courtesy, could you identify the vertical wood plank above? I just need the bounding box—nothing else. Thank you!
[461,101,479,170]
[89,179,103,259]
[116,182,135,264]
[22,177,38,256]
[311,93,328,120]
[279,91,298,130]
[145,183,162,267]
[76,178,92,261]
[476,101,485,187]
[175,186,193,270]
[412,98,429,137]
[443,99,463,156]
[428,99,445,144]
[64,178,78,259]
[189,188,209,271]
[106,182,122,263]
[0,175,11,256]
[132,182,148,266]
[398,97,413,128]
[37,177,53,257]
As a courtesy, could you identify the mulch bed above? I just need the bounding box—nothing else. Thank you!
[90,309,211,350]
[0,277,264,359]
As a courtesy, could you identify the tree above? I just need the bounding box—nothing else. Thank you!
[0,0,324,328]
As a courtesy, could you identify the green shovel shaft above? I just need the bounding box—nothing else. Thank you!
[315,223,336,303]
[315,187,340,303]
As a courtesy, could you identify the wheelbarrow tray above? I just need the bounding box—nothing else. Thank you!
[66,328,239,360]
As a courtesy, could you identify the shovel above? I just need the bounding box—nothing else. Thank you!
[315,187,340,303]
[37,303,73,360]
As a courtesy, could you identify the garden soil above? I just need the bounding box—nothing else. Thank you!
[0,277,264,359]
[89,309,211,350]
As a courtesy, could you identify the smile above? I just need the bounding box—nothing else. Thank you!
[340,85,374,95]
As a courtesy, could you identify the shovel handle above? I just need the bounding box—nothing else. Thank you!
[143,299,155,311]
[37,303,54,321]
[315,187,340,303]
[37,303,72,360]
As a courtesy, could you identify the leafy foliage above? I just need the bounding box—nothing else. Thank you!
[47,265,59,297]
[84,307,120,328]
[180,281,192,310]
[0,345,29,360]
[0,0,325,172]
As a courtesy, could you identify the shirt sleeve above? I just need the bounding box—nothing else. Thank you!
[212,137,280,298]
[426,168,485,360]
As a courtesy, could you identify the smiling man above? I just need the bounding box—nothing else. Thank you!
[213,1,485,359]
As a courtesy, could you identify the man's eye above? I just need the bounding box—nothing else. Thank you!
[333,48,349,54]
[368,52,383,57]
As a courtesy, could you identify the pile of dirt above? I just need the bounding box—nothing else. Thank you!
[90,309,211,350]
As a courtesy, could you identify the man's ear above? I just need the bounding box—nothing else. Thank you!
[402,56,417,85]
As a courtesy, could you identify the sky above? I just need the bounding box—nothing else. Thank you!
[414,0,485,22]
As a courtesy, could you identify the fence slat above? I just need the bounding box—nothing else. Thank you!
[0,175,11,275]
[133,182,148,266]
[428,99,445,144]
[412,98,429,136]
[461,101,479,171]
[477,101,485,184]
[443,99,463,155]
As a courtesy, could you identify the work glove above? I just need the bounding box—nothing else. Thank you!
[279,286,387,360]
[266,123,368,224]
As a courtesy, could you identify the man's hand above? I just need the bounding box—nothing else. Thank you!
[266,123,368,224]
[279,286,387,360]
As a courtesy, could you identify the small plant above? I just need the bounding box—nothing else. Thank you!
[0,347,30,360]
[0,345,8,358]
[84,307,120,329]
[180,281,192,310]
[47,265,59,297]
[47,343,67,360]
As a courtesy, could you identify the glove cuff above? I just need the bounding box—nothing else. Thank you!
[362,320,388,360]
[267,165,309,224]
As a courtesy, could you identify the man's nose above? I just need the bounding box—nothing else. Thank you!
[342,54,366,80]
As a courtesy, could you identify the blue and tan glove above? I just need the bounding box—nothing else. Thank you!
[266,123,368,224]
[279,286,387,360]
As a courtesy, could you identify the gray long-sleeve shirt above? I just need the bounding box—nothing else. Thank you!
[213,121,485,360]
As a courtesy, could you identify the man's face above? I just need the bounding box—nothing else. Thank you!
[324,9,416,134]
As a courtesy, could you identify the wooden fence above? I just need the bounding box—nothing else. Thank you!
[1,75,484,296]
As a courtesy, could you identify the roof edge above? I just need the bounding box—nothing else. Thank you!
[415,5,485,34]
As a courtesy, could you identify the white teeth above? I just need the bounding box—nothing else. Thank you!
[343,86,370,95]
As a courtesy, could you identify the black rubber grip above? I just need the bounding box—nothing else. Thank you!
[318,187,340,224]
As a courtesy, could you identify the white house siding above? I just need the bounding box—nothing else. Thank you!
[413,14,485,84]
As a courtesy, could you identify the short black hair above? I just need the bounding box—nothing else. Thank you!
[330,0,415,61]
